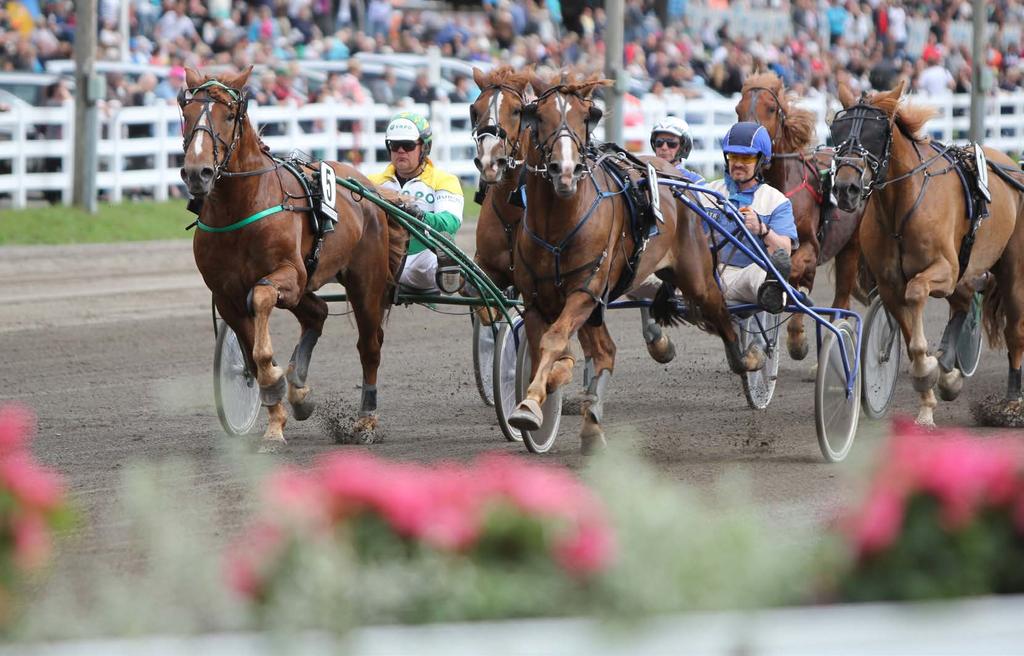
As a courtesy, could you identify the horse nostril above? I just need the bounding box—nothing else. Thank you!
[199,166,215,181]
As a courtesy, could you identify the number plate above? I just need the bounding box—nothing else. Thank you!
[646,163,663,223]
[974,144,991,203]
[319,162,338,222]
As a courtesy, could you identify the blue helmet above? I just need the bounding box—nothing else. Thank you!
[721,122,773,163]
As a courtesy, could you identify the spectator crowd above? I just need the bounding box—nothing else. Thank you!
[2,0,1024,111]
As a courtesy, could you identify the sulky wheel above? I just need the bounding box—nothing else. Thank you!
[860,294,902,419]
[515,328,563,454]
[472,312,497,407]
[213,321,261,436]
[956,291,984,378]
[492,319,524,442]
[815,319,862,463]
[738,312,780,410]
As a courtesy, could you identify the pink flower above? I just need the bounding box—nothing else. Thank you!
[554,519,616,576]
[0,453,64,512]
[0,405,33,454]
[225,521,285,600]
[266,466,328,526]
[850,485,905,556]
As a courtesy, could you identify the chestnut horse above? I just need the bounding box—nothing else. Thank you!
[736,72,866,361]
[507,72,763,453]
[469,65,675,366]
[832,81,1024,425]
[180,67,406,450]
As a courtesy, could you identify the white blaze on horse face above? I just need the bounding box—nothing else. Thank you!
[193,111,207,156]
[479,91,505,172]
[555,95,576,183]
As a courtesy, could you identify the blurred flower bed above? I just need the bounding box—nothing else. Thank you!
[835,418,1024,602]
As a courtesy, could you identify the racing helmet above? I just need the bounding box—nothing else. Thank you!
[650,116,693,161]
[385,111,433,158]
[721,121,773,163]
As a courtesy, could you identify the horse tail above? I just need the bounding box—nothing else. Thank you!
[384,211,409,291]
[650,281,686,327]
[982,272,1005,349]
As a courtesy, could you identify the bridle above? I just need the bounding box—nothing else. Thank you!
[179,79,276,181]
[742,86,787,147]
[471,83,527,171]
[525,86,600,178]
[829,101,894,202]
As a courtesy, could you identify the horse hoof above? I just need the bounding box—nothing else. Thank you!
[646,334,677,364]
[260,375,287,407]
[258,437,287,454]
[346,416,378,445]
[745,344,766,372]
[788,337,809,362]
[509,399,543,431]
[937,368,964,402]
[914,415,936,429]
[292,399,316,421]
[562,394,591,416]
[580,429,607,456]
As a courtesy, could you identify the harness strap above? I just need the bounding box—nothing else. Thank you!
[195,204,285,233]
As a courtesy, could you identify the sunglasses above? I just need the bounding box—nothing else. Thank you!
[388,141,419,153]
[727,153,759,165]
[653,138,680,149]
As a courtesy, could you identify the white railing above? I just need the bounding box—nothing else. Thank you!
[2,92,1023,209]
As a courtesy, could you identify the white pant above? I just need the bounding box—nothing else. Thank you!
[400,250,438,291]
[720,264,768,305]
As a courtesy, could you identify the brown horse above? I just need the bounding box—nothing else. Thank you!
[469,65,676,369]
[506,72,763,453]
[179,67,406,450]
[736,72,866,361]
[832,81,1024,425]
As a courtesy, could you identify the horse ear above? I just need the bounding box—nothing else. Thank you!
[837,82,857,109]
[586,104,604,136]
[184,67,203,90]
[226,65,253,90]
[472,66,487,90]
[530,74,551,97]
[890,78,907,100]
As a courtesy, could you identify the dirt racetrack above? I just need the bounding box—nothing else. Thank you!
[0,229,1016,557]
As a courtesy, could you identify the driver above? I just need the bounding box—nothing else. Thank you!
[700,121,797,313]
[650,116,704,183]
[369,111,464,291]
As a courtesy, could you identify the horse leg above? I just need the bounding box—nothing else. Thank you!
[578,322,616,455]
[285,292,329,421]
[786,242,817,361]
[249,281,290,451]
[509,295,594,431]
[345,272,388,445]
[563,326,596,416]
[903,261,955,426]
[680,271,764,375]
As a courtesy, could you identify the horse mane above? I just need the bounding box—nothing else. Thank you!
[537,70,610,96]
[478,65,533,91]
[865,89,937,142]
[740,72,816,151]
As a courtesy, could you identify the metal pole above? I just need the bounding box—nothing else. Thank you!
[73,0,99,212]
[969,0,985,143]
[120,0,130,63]
[603,0,624,145]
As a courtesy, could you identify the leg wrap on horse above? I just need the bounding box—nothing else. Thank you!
[260,374,287,407]
[1008,366,1022,401]
[360,383,378,417]
[287,329,321,389]
[937,311,966,373]
[585,370,611,425]
[640,307,663,344]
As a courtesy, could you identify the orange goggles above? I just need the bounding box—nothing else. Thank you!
[727,153,759,165]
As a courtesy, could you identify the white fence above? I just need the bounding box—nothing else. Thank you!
[2,92,1024,209]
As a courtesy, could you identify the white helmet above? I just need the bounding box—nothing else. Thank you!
[386,117,422,142]
[650,116,693,162]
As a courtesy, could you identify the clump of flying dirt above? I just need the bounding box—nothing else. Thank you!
[972,395,1024,428]
[315,397,382,444]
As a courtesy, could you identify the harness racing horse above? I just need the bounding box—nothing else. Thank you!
[831,81,1024,425]
[507,72,764,453]
[736,72,867,362]
[179,67,406,450]
[469,66,675,370]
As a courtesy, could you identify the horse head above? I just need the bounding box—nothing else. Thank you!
[470,66,534,184]
[736,72,817,155]
[522,72,610,198]
[830,81,903,213]
[179,67,253,197]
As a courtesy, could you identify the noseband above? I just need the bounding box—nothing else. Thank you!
[178,80,250,181]
[830,101,893,201]
[472,84,526,170]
